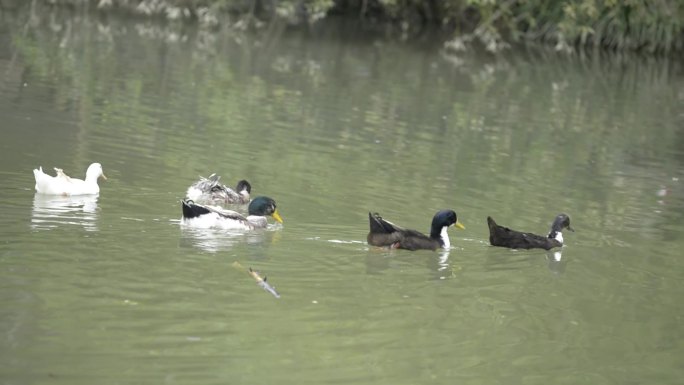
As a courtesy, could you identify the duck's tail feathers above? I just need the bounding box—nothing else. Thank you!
[487,216,497,231]
[368,212,396,234]
[33,167,49,192]
[181,199,211,219]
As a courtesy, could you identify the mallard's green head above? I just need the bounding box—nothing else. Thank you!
[431,210,465,232]
[248,196,283,223]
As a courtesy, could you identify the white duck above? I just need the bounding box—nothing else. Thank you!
[33,163,107,195]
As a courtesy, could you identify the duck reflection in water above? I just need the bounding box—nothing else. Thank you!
[364,247,457,280]
[545,249,568,274]
[179,226,282,254]
[427,248,460,280]
[31,193,99,231]
[484,247,570,275]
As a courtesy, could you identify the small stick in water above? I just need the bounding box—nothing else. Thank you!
[248,267,281,299]
[232,261,280,298]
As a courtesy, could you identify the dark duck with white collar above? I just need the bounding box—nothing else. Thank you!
[367,210,465,251]
[487,214,574,250]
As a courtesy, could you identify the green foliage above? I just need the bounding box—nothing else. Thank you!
[21,0,684,53]
[448,0,684,53]
[556,0,684,53]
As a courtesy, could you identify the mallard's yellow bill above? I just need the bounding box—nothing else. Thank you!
[455,221,465,230]
[272,209,283,223]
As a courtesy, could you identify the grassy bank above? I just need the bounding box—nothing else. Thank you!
[14,0,684,53]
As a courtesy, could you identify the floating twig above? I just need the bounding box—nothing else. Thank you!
[232,261,280,298]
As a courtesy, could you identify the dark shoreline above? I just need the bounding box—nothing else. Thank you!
[3,0,684,56]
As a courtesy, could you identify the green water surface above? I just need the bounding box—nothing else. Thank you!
[1,7,683,385]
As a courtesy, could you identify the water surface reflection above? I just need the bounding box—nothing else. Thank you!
[179,225,282,253]
[2,4,684,385]
[364,248,458,280]
[31,193,99,231]
[546,249,567,274]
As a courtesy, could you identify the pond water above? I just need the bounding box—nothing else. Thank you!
[1,5,684,385]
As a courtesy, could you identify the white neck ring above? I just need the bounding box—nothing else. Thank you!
[440,226,451,249]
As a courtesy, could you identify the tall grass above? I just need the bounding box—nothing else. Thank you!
[24,0,684,53]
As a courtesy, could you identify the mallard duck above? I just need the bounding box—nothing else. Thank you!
[186,174,251,205]
[487,214,574,250]
[367,210,465,251]
[33,163,106,195]
[181,196,283,230]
